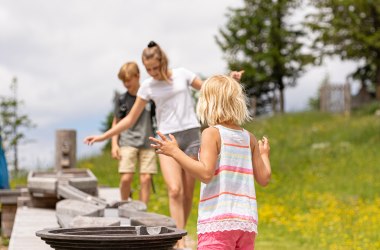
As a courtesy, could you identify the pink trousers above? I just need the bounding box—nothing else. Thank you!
[197,230,256,250]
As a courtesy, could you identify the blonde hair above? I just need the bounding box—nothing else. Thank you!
[142,41,170,82]
[196,75,251,126]
[118,62,140,82]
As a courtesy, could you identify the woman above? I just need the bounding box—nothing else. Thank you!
[84,41,243,248]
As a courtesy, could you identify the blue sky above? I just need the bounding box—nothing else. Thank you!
[0,0,359,170]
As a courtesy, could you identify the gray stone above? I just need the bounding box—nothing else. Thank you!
[130,213,176,228]
[27,171,57,194]
[69,215,121,228]
[104,208,131,226]
[27,169,99,198]
[56,213,73,228]
[118,200,147,213]
[119,202,175,227]
[57,184,107,207]
[56,199,105,218]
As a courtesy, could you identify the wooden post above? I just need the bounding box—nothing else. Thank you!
[55,130,76,170]
[0,189,21,238]
[344,83,351,115]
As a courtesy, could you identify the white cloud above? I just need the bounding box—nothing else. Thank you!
[0,0,358,169]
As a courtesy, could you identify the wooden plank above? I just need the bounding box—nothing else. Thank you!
[8,188,120,250]
[8,207,57,250]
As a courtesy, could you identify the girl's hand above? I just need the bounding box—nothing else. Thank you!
[258,136,270,157]
[83,135,104,145]
[230,70,245,81]
[149,131,179,157]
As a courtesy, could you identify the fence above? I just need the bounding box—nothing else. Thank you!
[320,83,351,114]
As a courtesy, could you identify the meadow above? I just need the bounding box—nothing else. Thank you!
[7,102,380,249]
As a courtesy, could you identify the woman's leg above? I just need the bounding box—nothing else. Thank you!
[158,154,186,229]
[182,156,196,225]
[159,154,187,247]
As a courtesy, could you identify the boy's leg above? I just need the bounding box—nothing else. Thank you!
[119,173,134,200]
[119,146,139,201]
[138,148,157,205]
[139,173,151,205]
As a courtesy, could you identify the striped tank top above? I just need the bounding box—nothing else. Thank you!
[197,125,258,234]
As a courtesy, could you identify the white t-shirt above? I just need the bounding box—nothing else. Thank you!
[137,67,200,134]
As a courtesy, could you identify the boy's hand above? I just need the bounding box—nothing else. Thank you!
[83,135,104,145]
[149,131,179,157]
[111,145,121,160]
[258,136,270,157]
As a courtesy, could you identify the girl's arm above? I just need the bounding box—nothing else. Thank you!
[250,133,271,186]
[150,127,220,184]
[84,97,148,145]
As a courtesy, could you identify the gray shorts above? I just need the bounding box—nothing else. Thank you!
[163,128,200,157]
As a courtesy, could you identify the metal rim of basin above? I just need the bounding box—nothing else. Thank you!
[36,226,187,241]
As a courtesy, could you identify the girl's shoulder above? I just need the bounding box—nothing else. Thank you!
[201,126,221,142]
[201,126,221,150]
[202,126,220,136]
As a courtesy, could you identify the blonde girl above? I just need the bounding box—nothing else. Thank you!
[150,75,271,249]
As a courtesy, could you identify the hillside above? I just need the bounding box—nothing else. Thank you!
[8,102,380,249]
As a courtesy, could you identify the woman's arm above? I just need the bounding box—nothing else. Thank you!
[150,127,220,183]
[230,70,245,81]
[190,76,203,90]
[250,133,271,186]
[191,70,244,91]
[84,97,148,145]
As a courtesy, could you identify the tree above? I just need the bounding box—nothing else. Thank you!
[216,0,314,113]
[0,77,35,172]
[307,0,380,100]
[100,109,114,152]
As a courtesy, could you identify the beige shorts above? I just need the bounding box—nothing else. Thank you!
[118,146,157,174]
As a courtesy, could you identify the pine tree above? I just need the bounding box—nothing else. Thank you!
[216,0,314,113]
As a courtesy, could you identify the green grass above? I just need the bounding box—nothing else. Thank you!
[8,101,380,249]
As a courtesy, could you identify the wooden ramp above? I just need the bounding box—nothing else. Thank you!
[8,188,120,250]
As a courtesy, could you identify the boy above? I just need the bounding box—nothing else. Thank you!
[111,62,157,205]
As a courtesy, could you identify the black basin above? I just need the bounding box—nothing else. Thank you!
[36,226,187,250]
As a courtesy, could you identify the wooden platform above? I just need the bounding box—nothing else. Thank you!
[8,188,120,250]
